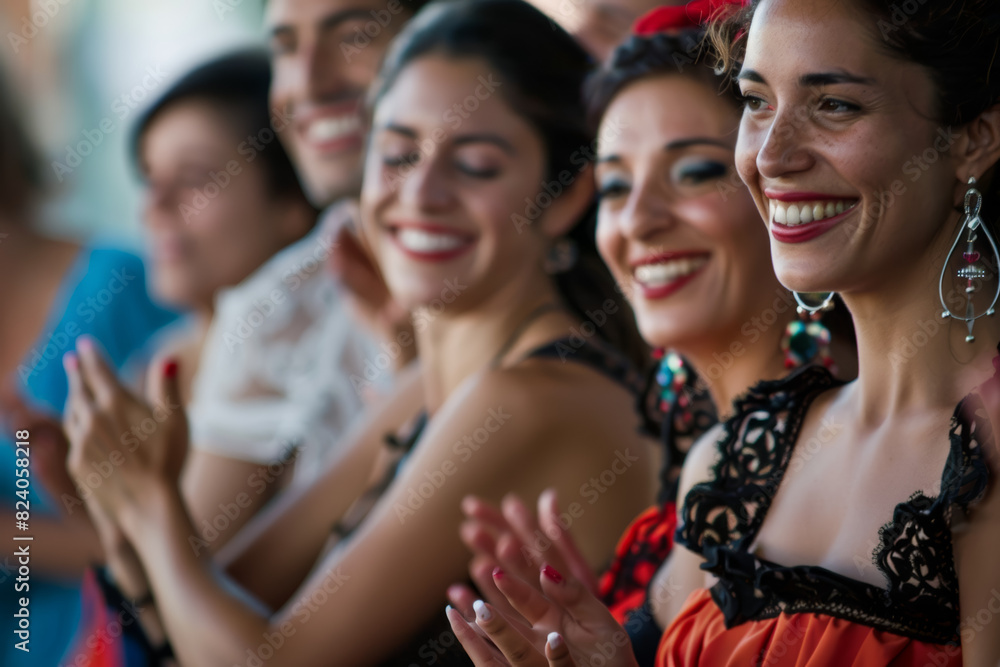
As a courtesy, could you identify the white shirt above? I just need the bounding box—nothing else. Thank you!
[188,200,382,485]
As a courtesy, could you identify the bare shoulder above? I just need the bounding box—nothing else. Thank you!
[677,423,725,502]
[442,350,644,446]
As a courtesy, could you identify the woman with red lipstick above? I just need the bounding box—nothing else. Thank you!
[448,0,1000,665]
[446,6,843,666]
[59,1,660,664]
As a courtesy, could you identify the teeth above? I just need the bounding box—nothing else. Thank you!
[634,257,708,286]
[397,228,466,253]
[768,199,857,227]
[307,115,361,143]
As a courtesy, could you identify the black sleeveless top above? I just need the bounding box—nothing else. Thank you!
[676,362,995,645]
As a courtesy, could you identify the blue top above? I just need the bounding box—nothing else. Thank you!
[0,246,177,667]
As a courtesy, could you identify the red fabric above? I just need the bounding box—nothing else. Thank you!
[69,569,126,667]
[633,0,745,35]
[599,503,677,624]
[658,588,962,666]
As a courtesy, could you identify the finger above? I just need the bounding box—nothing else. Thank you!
[538,490,599,594]
[446,605,507,666]
[447,583,479,620]
[471,559,529,626]
[149,358,182,415]
[500,493,540,549]
[496,531,539,580]
[463,495,512,532]
[75,336,125,410]
[63,352,92,439]
[538,564,620,629]
[545,633,576,667]
[473,600,546,667]
[63,353,116,481]
[492,567,560,627]
[460,519,501,558]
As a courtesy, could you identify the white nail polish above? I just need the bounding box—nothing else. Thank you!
[473,599,491,622]
[547,632,562,649]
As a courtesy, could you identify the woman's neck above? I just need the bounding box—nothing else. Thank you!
[681,311,793,420]
[841,220,1000,424]
[414,268,574,412]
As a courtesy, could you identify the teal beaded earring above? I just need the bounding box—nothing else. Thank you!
[781,292,837,373]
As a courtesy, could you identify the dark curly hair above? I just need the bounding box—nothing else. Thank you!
[585,27,739,132]
[709,0,1000,225]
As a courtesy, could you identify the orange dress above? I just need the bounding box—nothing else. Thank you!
[657,366,992,666]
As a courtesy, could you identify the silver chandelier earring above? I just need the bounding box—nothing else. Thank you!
[939,176,1000,342]
[793,291,835,318]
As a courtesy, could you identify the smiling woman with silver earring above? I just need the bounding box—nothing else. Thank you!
[449,0,1000,665]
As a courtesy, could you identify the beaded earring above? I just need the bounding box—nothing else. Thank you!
[780,292,837,373]
[939,177,999,342]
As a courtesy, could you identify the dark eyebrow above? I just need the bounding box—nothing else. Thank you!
[800,71,876,87]
[381,123,417,138]
[665,138,734,151]
[736,69,765,83]
[737,68,875,87]
[378,125,516,155]
[269,8,373,40]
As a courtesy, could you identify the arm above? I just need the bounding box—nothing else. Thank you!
[67,348,650,665]
[132,376,562,665]
[217,359,424,609]
[180,450,292,555]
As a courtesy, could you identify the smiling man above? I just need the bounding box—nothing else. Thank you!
[267,0,428,206]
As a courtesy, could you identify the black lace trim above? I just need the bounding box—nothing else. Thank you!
[676,363,994,645]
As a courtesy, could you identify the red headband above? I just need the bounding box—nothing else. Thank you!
[633,0,745,35]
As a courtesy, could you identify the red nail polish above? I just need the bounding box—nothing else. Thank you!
[492,567,503,579]
[541,564,563,584]
[164,360,179,379]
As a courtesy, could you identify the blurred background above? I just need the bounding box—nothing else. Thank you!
[0,0,575,248]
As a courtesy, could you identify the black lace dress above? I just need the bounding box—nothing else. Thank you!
[657,363,994,666]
